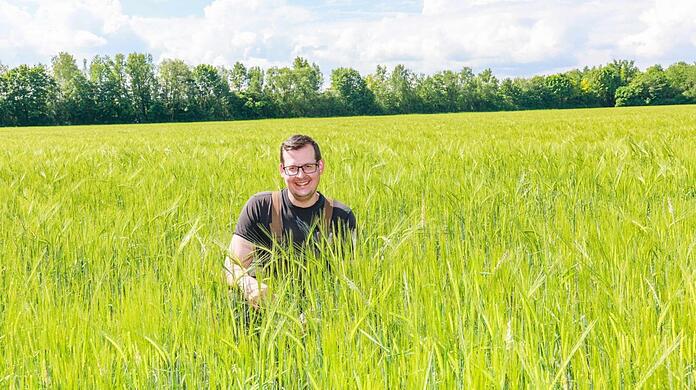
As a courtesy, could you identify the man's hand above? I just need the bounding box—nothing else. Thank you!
[238,275,268,310]
[224,234,271,310]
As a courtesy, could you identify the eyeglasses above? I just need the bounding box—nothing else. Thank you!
[282,163,319,176]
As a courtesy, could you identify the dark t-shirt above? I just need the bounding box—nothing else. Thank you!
[234,188,356,251]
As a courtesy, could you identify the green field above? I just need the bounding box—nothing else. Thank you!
[1,106,695,388]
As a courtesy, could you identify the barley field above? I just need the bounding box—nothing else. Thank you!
[0,106,695,388]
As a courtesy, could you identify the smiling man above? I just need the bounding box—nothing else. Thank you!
[223,134,356,309]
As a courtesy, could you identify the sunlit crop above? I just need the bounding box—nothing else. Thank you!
[1,105,694,388]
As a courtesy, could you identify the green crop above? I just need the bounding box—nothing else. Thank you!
[1,105,694,388]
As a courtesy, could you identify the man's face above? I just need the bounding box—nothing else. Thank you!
[280,144,324,204]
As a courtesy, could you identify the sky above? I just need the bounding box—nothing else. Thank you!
[1,0,695,79]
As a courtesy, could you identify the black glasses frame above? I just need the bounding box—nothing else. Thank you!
[282,162,319,176]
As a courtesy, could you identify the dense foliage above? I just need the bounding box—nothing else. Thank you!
[1,107,694,387]
[1,53,696,126]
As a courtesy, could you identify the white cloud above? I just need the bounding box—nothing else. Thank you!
[298,2,574,74]
[0,0,126,63]
[422,0,533,15]
[620,0,696,58]
[128,0,312,66]
[1,0,695,77]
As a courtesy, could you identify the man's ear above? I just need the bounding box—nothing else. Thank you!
[279,163,285,176]
[318,160,325,173]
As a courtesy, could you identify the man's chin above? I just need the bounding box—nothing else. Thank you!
[289,189,317,203]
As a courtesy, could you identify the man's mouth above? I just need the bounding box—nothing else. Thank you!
[295,178,311,187]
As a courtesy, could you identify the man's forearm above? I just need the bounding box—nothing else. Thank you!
[224,257,267,308]
[223,257,256,289]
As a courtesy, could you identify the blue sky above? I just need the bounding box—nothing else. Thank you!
[119,0,422,18]
[120,0,212,17]
[1,0,695,80]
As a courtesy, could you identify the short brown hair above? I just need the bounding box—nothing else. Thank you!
[280,134,322,164]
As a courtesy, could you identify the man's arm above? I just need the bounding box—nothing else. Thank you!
[223,234,268,309]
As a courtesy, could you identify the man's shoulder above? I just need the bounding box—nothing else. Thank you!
[324,197,356,232]
[248,191,274,201]
[327,198,353,214]
[244,191,277,206]
[240,191,275,217]
[235,191,275,246]
[325,197,355,224]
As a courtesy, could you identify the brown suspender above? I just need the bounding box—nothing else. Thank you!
[323,197,334,229]
[269,191,334,242]
[270,191,283,242]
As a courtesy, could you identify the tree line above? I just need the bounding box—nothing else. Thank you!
[1,53,695,127]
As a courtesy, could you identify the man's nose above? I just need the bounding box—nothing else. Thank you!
[296,168,307,178]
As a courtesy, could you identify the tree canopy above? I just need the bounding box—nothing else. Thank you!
[1,54,695,127]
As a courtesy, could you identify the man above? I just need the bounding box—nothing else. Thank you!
[224,134,356,309]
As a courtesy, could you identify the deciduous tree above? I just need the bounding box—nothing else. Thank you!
[126,53,158,123]
[192,64,232,120]
[665,62,696,102]
[330,67,376,116]
[265,57,323,117]
[1,64,57,126]
[52,52,95,124]
[158,59,196,121]
[615,65,682,106]
[90,55,133,123]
